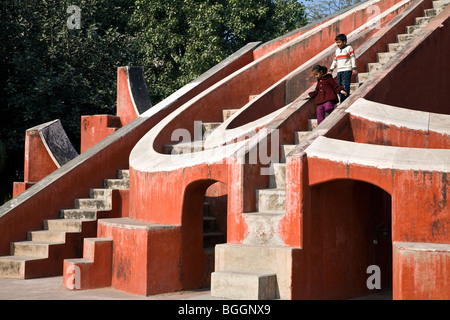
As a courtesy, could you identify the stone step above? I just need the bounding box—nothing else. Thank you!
[367,62,382,73]
[202,122,222,132]
[424,7,444,16]
[211,270,277,300]
[433,0,450,9]
[63,237,113,290]
[257,188,285,213]
[117,169,129,180]
[89,188,113,199]
[43,218,96,233]
[28,230,67,243]
[387,42,404,53]
[350,82,361,94]
[222,109,239,121]
[0,238,77,279]
[396,33,414,43]
[415,16,433,25]
[377,52,395,64]
[0,256,42,279]
[357,72,370,83]
[11,240,73,261]
[163,140,204,155]
[59,208,98,220]
[11,241,55,258]
[213,243,299,299]
[0,169,130,279]
[295,131,310,144]
[269,163,286,189]
[242,212,284,246]
[103,178,129,189]
[74,198,111,211]
[281,144,296,163]
[202,122,222,139]
[406,24,423,34]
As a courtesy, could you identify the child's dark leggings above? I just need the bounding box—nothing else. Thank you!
[317,101,335,124]
[337,70,352,102]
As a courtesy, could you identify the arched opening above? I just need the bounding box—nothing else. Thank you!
[181,179,227,290]
[307,179,392,299]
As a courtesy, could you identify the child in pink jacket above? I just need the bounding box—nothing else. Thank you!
[307,65,347,124]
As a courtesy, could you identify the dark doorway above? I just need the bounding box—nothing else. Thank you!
[308,179,392,299]
[181,180,227,289]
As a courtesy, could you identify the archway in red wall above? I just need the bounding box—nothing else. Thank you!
[306,179,392,299]
[180,179,227,290]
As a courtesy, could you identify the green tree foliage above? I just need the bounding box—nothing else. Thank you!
[1,1,135,146]
[0,0,136,202]
[0,0,307,204]
[130,0,308,102]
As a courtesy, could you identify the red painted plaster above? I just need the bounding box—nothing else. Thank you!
[393,243,450,299]
[80,115,121,153]
[24,130,58,183]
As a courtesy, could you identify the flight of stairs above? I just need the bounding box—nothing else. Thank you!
[210,119,317,299]
[163,106,238,255]
[163,94,266,155]
[202,200,227,284]
[159,91,318,299]
[242,119,317,245]
[163,108,240,155]
[203,201,226,251]
[211,0,449,299]
[350,0,449,94]
[0,170,129,279]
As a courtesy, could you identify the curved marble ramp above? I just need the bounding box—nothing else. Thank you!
[305,135,449,172]
[346,98,450,135]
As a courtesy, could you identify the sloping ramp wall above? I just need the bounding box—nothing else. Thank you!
[363,3,450,113]
[285,3,450,248]
[0,42,259,256]
[121,0,420,297]
[282,6,450,299]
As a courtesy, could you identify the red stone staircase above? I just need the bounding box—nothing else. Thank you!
[210,0,449,299]
[0,170,129,279]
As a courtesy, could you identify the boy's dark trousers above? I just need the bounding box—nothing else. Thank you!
[337,70,352,103]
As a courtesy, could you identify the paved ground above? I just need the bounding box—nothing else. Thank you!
[0,276,392,300]
[0,276,214,300]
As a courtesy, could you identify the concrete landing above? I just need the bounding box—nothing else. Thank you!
[0,276,212,300]
[0,276,392,300]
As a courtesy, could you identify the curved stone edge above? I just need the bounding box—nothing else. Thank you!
[126,66,152,116]
[346,98,450,134]
[35,119,79,168]
[0,41,262,255]
[204,0,414,149]
[305,135,450,172]
[134,0,408,170]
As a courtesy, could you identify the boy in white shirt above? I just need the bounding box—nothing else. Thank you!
[329,34,357,103]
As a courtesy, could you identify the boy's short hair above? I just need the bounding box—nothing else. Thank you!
[335,34,347,42]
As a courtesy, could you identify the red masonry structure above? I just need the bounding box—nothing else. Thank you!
[0,0,449,300]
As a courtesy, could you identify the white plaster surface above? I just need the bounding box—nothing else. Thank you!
[346,98,450,134]
[394,241,450,252]
[305,136,450,172]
